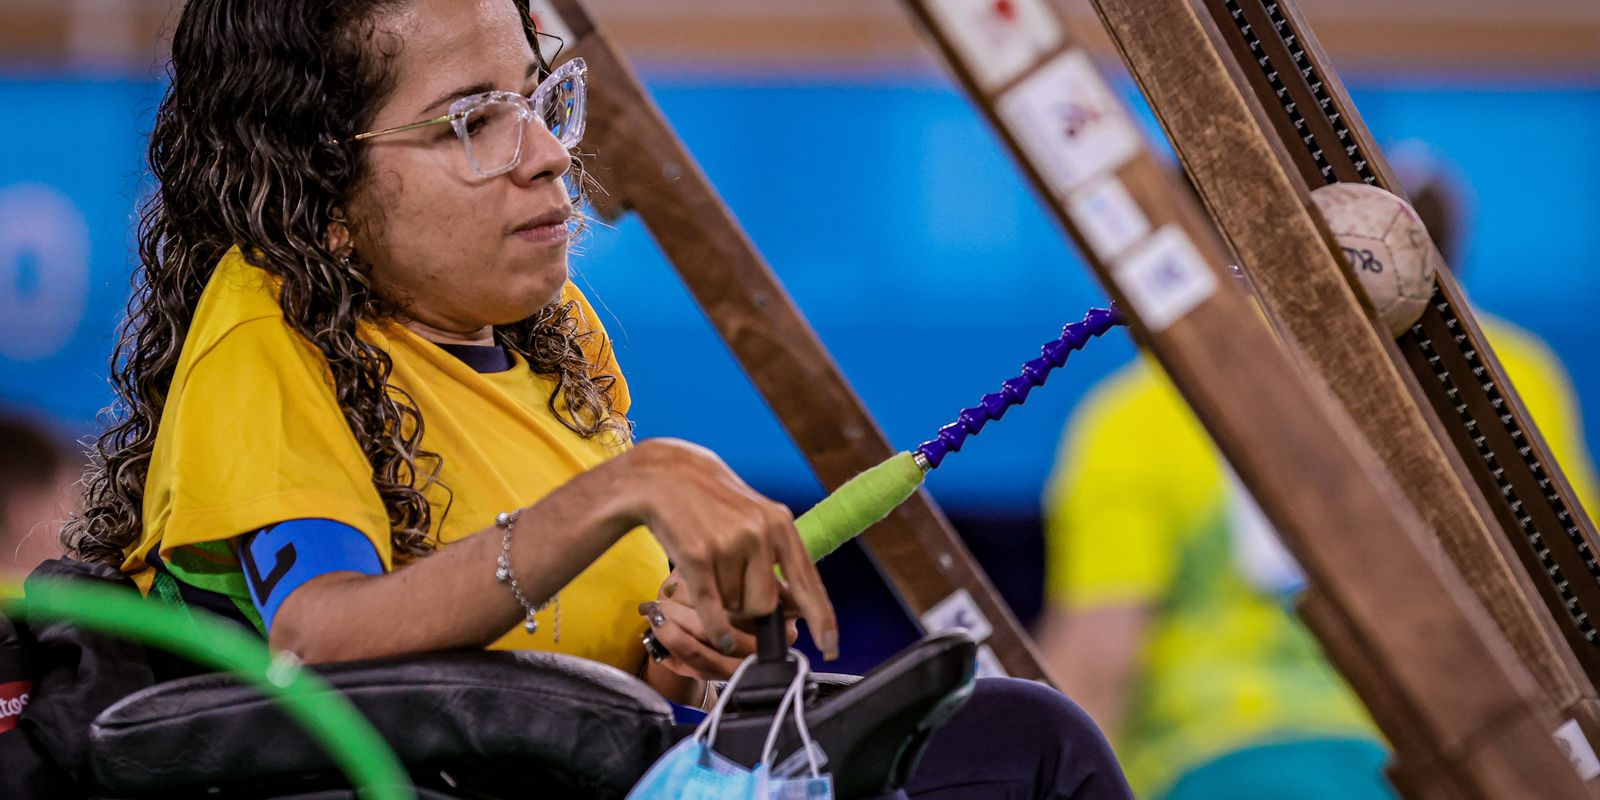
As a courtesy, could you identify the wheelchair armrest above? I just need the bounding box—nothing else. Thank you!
[89,649,674,799]
[813,671,860,699]
[711,671,859,704]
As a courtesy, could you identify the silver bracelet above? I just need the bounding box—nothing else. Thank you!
[495,509,560,642]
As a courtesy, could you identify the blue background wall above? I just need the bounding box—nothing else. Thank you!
[4,73,1594,504]
[2,70,1596,665]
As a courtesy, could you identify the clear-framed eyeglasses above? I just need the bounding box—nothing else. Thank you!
[344,57,587,179]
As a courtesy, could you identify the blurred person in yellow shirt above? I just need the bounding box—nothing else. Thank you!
[1036,150,1599,799]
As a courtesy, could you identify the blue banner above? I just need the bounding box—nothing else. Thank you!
[1,73,1595,506]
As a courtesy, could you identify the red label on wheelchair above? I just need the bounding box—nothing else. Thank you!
[0,680,30,733]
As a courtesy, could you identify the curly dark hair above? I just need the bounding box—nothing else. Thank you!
[65,0,622,565]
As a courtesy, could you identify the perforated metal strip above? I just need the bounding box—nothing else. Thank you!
[1412,304,1598,642]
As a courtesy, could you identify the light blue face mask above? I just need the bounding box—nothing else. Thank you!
[627,651,832,800]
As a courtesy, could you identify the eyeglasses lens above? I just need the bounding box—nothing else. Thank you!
[458,60,586,178]
[461,101,525,177]
[539,69,585,150]
[541,76,580,148]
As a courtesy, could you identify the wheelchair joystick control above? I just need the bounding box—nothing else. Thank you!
[726,603,817,713]
[756,605,788,664]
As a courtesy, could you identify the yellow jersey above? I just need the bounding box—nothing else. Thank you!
[124,248,669,672]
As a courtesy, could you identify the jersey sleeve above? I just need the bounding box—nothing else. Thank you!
[238,519,384,632]
[135,316,395,573]
[1043,360,1223,609]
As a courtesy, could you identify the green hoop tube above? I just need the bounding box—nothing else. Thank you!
[1,578,413,800]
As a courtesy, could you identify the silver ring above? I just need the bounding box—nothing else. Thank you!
[642,630,672,663]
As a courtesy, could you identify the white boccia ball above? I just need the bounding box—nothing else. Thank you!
[1309,182,1440,337]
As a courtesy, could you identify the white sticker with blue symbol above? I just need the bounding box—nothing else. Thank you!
[1069,177,1151,261]
[1553,719,1600,780]
[921,588,994,645]
[1113,226,1218,332]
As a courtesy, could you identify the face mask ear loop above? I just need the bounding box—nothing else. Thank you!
[780,651,824,778]
[696,653,759,748]
[759,651,815,769]
[789,667,824,778]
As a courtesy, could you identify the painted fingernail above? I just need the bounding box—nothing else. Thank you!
[663,579,680,599]
[715,632,737,655]
[639,602,666,628]
[822,630,839,660]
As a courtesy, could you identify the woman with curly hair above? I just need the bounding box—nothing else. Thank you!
[65,0,828,703]
[61,0,1131,796]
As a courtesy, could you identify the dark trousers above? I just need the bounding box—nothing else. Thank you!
[875,677,1133,800]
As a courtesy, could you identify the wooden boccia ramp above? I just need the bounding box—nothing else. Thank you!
[902,0,1600,797]
[536,0,1594,796]
[1075,2,1600,796]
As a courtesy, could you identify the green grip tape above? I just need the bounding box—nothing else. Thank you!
[796,451,927,561]
[1,578,413,800]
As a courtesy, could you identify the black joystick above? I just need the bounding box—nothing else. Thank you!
[725,603,817,712]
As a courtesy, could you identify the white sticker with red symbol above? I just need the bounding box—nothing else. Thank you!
[1114,226,1219,332]
[998,49,1142,198]
[527,0,576,51]
[924,0,1064,91]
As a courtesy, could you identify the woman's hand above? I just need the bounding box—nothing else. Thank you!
[640,574,799,681]
[270,436,835,667]
[615,439,838,662]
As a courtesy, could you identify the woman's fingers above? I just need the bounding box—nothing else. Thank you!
[741,516,782,617]
[666,541,739,656]
[772,518,839,660]
[687,575,739,656]
[678,505,831,658]
[655,596,759,654]
[646,598,748,679]
[626,438,837,660]
[660,573,684,601]
[714,537,750,616]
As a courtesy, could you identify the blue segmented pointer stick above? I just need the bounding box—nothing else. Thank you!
[797,305,1126,560]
